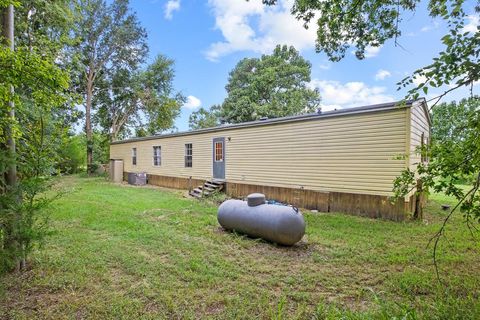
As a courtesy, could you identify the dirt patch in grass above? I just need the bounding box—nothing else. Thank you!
[138,208,180,221]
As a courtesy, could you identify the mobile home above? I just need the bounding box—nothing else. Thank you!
[110,99,431,220]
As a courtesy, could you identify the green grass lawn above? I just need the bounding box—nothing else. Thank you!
[1,176,479,319]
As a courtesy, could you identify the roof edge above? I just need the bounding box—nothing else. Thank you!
[413,98,432,126]
[111,99,421,145]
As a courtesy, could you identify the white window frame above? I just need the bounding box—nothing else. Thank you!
[132,148,137,166]
[185,143,192,168]
[153,146,161,167]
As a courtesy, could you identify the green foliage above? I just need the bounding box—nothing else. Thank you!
[0,1,19,8]
[431,97,479,143]
[70,0,149,170]
[55,134,86,174]
[393,97,480,251]
[398,2,479,101]
[0,45,70,273]
[92,132,110,169]
[137,55,184,135]
[14,0,74,57]
[0,178,58,273]
[71,0,148,75]
[189,45,320,129]
[263,0,478,109]
[263,0,414,61]
[94,54,185,140]
[260,1,478,139]
[0,47,69,120]
[220,45,321,123]
[0,0,74,274]
[188,105,221,130]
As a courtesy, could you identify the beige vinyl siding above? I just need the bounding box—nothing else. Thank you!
[110,132,220,179]
[110,108,409,197]
[405,102,430,199]
[409,102,430,171]
[226,110,407,196]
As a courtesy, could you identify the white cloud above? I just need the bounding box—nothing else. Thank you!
[206,0,387,61]
[205,0,316,61]
[183,95,202,109]
[375,69,391,81]
[364,45,382,58]
[420,20,440,32]
[350,45,383,59]
[164,0,181,20]
[318,62,331,70]
[462,15,479,34]
[309,79,394,110]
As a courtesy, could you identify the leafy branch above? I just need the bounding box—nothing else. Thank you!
[428,171,480,283]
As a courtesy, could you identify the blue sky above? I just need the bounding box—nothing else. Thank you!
[129,0,479,132]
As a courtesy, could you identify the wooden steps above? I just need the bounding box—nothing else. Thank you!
[189,179,225,198]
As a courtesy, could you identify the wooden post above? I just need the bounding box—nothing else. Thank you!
[413,179,423,220]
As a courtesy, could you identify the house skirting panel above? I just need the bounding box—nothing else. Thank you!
[225,182,408,221]
[123,172,408,221]
[123,172,204,191]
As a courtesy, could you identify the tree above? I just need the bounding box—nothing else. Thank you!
[55,134,86,174]
[94,54,185,141]
[71,0,148,174]
[14,0,73,54]
[262,0,479,276]
[262,1,479,103]
[2,2,16,191]
[189,105,222,130]
[394,98,479,206]
[431,98,479,143]
[220,45,321,123]
[1,0,71,272]
[393,97,479,278]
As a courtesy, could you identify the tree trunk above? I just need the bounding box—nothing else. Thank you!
[2,4,23,270]
[413,179,424,220]
[3,5,16,187]
[110,122,117,142]
[86,75,93,175]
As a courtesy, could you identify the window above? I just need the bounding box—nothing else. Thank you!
[185,143,192,167]
[153,146,161,166]
[214,141,223,162]
[132,148,137,165]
